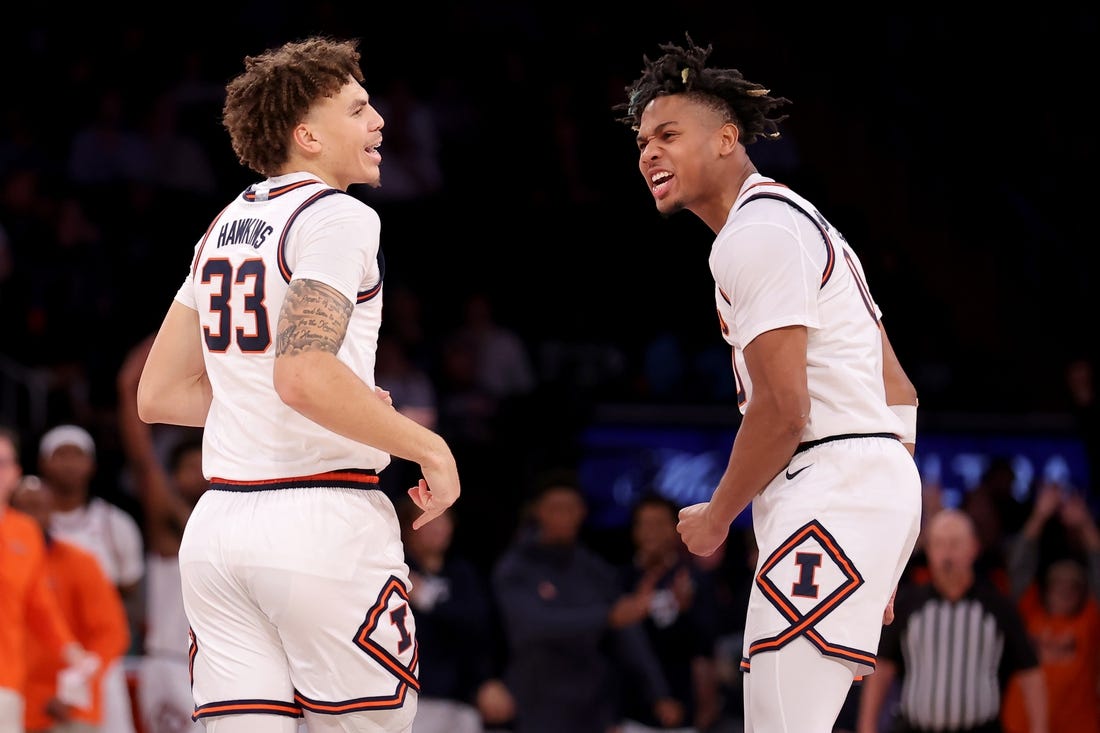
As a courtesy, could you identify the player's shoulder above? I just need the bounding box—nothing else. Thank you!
[714,188,804,261]
[306,188,381,226]
[734,179,817,223]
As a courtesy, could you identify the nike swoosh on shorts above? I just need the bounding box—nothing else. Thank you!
[785,464,812,480]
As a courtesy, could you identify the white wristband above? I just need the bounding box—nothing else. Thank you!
[890,404,918,444]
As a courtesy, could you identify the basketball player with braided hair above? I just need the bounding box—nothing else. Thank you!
[617,35,922,732]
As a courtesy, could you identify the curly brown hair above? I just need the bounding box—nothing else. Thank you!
[615,33,790,146]
[222,36,365,177]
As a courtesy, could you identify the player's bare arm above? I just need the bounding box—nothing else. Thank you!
[138,301,213,428]
[878,321,918,621]
[277,278,391,409]
[879,323,917,406]
[276,278,353,357]
[879,322,918,456]
[678,326,809,556]
[273,279,461,526]
[273,278,386,416]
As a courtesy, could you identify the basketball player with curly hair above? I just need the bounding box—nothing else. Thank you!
[137,36,462,733]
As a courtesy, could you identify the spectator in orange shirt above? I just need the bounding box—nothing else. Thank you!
[1002,481,1100,733]
[36,423,143,733]
[0,425,92,733]
[11,474,131,733]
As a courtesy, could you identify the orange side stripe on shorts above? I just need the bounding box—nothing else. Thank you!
[805,629,877,666]
[295,683,409,712]
[194,700,301,717]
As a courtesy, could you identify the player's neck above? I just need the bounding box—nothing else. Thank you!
[697,157,759,234]
[274,163,339,191]
[733,158,763,205]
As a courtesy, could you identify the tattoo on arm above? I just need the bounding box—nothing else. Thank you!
[276,279,353,357]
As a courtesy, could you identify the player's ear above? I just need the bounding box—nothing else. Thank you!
[718,122,740,156]
[292,123,322,154]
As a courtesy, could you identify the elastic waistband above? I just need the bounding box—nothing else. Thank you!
[793,432,899,456]
[210,468,379,492]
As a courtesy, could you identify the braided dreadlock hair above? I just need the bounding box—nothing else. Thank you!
[615,33,790,145]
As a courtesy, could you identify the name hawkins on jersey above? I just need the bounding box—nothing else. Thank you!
[217,218,274,249]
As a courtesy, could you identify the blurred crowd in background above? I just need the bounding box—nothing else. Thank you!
[3,5,1097,420]
[2,4,1099,732]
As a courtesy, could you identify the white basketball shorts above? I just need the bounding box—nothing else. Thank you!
[178,470,418,727]
[741,434,922,678]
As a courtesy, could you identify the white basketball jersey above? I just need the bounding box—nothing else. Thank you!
[174,172,390,480]
[711,174,904,442]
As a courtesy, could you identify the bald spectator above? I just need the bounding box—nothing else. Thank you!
[857,508,1047,733]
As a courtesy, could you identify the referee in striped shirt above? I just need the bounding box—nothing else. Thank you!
[856,508,1048,733]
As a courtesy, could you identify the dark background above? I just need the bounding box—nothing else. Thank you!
[4,4,1095,406]
[2,5,1096,558]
